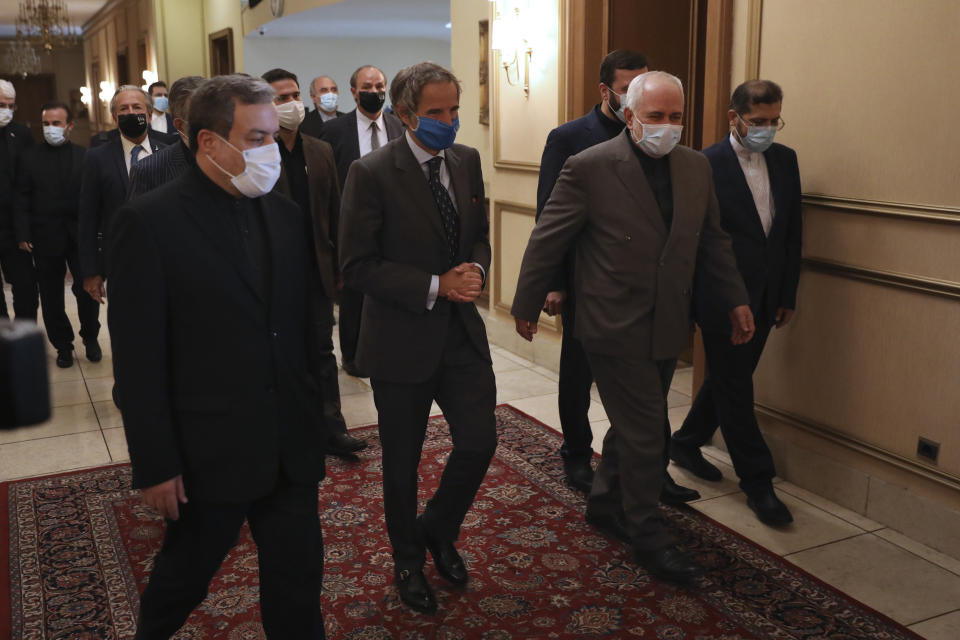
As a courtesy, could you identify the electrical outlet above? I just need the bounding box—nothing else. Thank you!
[917,437,940,463]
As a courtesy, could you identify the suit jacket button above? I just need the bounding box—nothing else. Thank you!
[271,331,278,338]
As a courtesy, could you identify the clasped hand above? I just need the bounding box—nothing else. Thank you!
[439,263,483,303]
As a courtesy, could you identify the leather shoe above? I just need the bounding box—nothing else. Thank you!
[341,360,368,378]
[56,349,74,368]
[634,545,703,583]
[746,486,793,527]
[669,441,723,481]
[418,517,468,585]
[563,458,594,493]
[585,511,630,544]
[660,472,700,506]
[326,431,368,457]
[396,568,437,615]
[84,340,102,363]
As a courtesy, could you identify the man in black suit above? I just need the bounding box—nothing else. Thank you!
[262,67,367,457]
[78,85,166,345]
[322,65,404,378]
[301,75,344,139]
[109,74,328,639]
[147,81,175,136]
[0,79,38,322]
[340,62,496,615]
[14,101,98,368]
[129,76,205,198]
[670,80,802,527]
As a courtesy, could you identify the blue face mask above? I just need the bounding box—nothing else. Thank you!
[413,115,459,151]
[153,96,169,113]
[738,122,776,153]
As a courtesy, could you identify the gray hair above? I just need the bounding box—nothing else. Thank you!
[390,61,461,120]
[110,85,152,116]
[625,71,683,114]
[0,79,14,100]
[309,76,334,96]
[187,74,275,151]
[168,76,205,121]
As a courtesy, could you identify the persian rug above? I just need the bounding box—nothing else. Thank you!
[2,405,920,639]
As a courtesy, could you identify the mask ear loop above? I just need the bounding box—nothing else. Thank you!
[205,132,243,180]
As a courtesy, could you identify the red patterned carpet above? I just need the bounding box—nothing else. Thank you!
[2,405,920,639]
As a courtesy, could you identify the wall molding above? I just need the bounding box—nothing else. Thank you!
[803,257,960,301]
[803,193,960,225]
[756,403,960,489]
[744,0,763,80]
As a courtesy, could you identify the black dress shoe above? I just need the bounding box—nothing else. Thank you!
[585,511,631,544]
[660,472,700,506]
[396,568,437,615]
[563,458,594,493]
[418,517,468,585]
[746,486,793,527]
[341,360,368,378]
[56,349,74,368]
[326,431,368,456]
[84,340,102,363]
[634,545,703,583]
[669,441,723,481]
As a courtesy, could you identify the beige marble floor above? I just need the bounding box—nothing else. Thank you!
[3,288,960,638]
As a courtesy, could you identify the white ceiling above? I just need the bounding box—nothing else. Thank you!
[0,0,110,38]
[252,0,451,40]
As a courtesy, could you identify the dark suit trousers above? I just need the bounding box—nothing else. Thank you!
[672,318,775,494]
[315,293,348,436]
[586,352,676,551]
[35,249,100,351]
[370,309,497,574]
[557,296,594,462]
[0,247,38,320]
[135,477,325,640]
[337,285,363,367]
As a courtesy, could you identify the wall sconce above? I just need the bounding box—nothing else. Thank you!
[141,69,158,92]
[492,0,532,98]
[98,80,115,104]
[79,86,91,106]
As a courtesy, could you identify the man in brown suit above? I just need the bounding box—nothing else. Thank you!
[263,68,367,456]
[512,71,754,583]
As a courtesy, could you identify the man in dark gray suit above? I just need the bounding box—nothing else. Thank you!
[339,62,496,615]
[512,71,754,583]
[129,76,205,198]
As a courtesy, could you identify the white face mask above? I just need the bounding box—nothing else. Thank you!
[43,125,69,146]
[207,134,282,198]
[608,89,627,123]
[632,121,683,158]
[0,107,13,128]
[318,92,338,112]
[275,100,305,130]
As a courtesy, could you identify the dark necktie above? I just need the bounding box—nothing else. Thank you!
[369,121,380,151]
[427,156,459,269]
[130,145,142,175]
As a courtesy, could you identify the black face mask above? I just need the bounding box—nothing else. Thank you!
[117,113,148,139]
[356,91,386,114]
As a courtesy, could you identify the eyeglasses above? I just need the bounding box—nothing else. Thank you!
[737,113,786,131]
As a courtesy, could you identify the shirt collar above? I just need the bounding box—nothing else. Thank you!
[729,131,758,159]
[121,132,150,156]
[356,108,384,130]
[405,129,445,166]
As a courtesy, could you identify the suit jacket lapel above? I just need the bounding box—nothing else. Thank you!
[612,132,667,239]
[392,138,446,242]
[110,137,128,190]
[763,147,787,241]
[721,138,766,240]
[384,113,404,140]
[345,111,361,162]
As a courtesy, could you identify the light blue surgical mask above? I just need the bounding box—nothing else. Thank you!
[153,96,169,113]
[413,115,459,151]
[318,92,338,112]
[43,125,69,146]
[737,116,776,153]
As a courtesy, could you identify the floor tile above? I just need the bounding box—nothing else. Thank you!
[874,528,960,577]
[667,404,692,431]
[103,428,130,462]
[341,391,379,428]
[77,353,114,379]
[529,364,560,382]
[777,481,884,532]
[84,376,116,402]
[692,489,863,555]
[338,372,371,396]
[46,356,85,383]
[93,400,123,429]
[495,368,558,403]
[491,347,536,368]
[507,392,607,432]
[670,367,693,396]
[49,379,90,407]
[668,458,742,502]
[0,403,100,445]
[786,534,960,625]
[491,349,528,373]
[589,419,610,445]
[909,609,960,640]
[0,431,112,482]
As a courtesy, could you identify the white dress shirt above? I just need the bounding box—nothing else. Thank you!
[730,132,775,236]
[318,110,337,122]
[356,109,388,158]
[150,111,168,133]
[404,131,484,310]
[121,133,153,175]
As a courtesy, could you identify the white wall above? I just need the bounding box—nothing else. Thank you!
[242,36,451,112]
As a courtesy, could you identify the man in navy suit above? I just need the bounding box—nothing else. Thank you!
[321,65,404,378]
[78,86,166,361]
[670,79,802,527]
